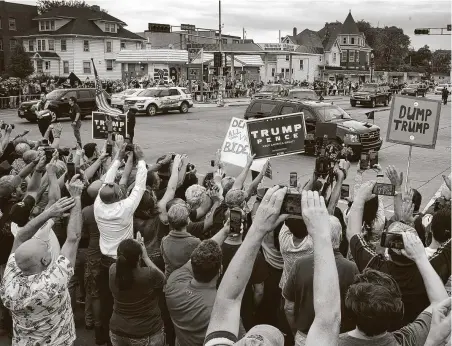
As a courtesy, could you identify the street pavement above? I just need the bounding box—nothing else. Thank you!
[0,93,450,345]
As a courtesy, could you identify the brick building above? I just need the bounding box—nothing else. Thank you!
[0,0,38,75]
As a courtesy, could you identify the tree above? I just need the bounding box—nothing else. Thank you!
[432,50,451,74]
[373,26,411,71]
[37,0,107,14]
[356,20,377,49]
[7,44,34,79]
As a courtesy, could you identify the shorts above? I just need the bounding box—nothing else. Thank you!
[85,258,102,299]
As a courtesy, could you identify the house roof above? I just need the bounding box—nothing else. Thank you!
[20,15,143,40]
[294,29,324,49]
[34,6,126,25]
[202,43,263,53]
[27,51,60,58]
[317,22,342,51]
[341,12,361,35]
[296,45,324,54]
[115,49,188,63]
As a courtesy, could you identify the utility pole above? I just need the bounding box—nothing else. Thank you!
[217,0,225,106]
[243,28,245,43]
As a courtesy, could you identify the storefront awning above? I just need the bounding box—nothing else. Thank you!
[324,69,370,76]
[388,72,404,76]
[115,49,188,63]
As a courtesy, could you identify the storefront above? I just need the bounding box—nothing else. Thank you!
[115,49,188,83]
[387,72,405,85]
[321,68,371,83]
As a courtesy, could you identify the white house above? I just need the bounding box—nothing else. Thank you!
[16,5,145,79]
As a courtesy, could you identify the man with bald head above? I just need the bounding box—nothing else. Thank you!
[0,179,84,346]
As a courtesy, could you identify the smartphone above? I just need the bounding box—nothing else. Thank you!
[340,184,350,199]
[106,143,113,156]
[171,154,176,160]
[360,152,369,170]
[369,150,378,167]
[281,193,302,215]
[210,160,215,167]
[372,183,396,196]
[380,232,404,249]
[66,162,76,181]
[289,172,297,188]
[44,148,55,164]
[229,208,242,236]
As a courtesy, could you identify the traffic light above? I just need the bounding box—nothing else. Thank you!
[448,24,451,31]
[214,52,222,68]
[148,23,171,33]
[414,28,430,35]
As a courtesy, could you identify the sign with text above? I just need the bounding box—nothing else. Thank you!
[386,95,441,149]
[247,113,306,159]
[92,112,127,140]
[188,67,200,80]
[220,117,268,172]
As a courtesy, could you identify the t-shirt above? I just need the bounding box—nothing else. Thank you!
[134,214,170,259]
[283,250,359,334]
[161,230,201,278]
[338,312,432,346]
[0,254,75,346]
[68,103,81,121]
[109,264,164,338]
[350,234,451,328]
[165,262,217,346]
[82,205,101,261]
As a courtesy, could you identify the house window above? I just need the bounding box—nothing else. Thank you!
[120,41,126,50]
[319,56,322,62]
[286,55,289,61]
[83,40,89,52]
[8,18,16,31]
[28,40,34,52]
[83,61,91,74]
[281,68,284,74]
[106,41,112,53]
[9,39,17,51]
[106,60,113,71]
[61,39,67,51]
[45,61,51,70]
[333,53,337,62]
[37,60,43,73]
[136,42,142,50]
[48,39,54,51]
[271,68,275,77]
[342,37,347,44]
[356,51,359,63]
[37,39,46,51]
[349,50,355,62]
[63,61,69,74]
[105,23,116,32]
[351,37,355,44]
[221,38,227,44]
[299,60,304,70]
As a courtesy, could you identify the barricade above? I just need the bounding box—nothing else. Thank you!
[0,94,41,109]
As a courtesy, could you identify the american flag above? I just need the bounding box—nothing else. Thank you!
[91,58,123,116]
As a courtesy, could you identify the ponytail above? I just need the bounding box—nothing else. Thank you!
[115,254,134,290]
[115,239,142,290]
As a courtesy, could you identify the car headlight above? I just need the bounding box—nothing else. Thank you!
[136,100,146,104]
[347,127,356,133]
[365,96,370,99]
[345,134,360,143]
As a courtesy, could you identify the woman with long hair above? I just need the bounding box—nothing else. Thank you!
[109,234,166,346]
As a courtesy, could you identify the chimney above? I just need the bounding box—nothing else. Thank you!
[293,27,297,36]
[91,5,100,11]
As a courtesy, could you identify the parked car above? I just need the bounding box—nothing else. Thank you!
[435,84,452,95]
[287,88,318,100]
[252,84,290,99]
[244,98,382,158]
[350,84,390,108]
[125,87,193,116]
[111,88,143,110]
[18,88,109,122]
[401,84,426,97]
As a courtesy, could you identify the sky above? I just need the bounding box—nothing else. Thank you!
[13,0,452,50]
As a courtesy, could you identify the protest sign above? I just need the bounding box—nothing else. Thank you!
[220,117,268,173]
[386,96,441,149]
[92,112,127,140]
[247,113,306,159]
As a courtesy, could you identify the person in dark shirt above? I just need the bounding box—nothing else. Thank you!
[122,104,136,143]
[68,96,82,148]
[34,93,55,142]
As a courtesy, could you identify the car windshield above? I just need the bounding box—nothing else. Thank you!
[289,91,316,100]
[124,89,139,95]
[260,85,280,92]
[438,84,447,88]
[315,105,352,122]
[407,84,417,88]
[358,86,377,92]
[140,89,164,97]
[45,90,67,100]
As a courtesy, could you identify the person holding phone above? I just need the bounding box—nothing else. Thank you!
[68,96,82,149]
[123,103,136,144]
[34,93,56,143]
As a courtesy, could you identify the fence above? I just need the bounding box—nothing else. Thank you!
[0,94,42,109]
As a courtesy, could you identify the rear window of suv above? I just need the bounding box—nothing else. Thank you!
[249,102,277,114]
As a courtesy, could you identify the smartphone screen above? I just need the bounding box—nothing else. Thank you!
[340,184,350,199]
[44,148,55,164]
[210,160,215,167]
[66,162,75,181]
[369,151,378,167]
[106,144,113,156]
[281,193,302,215]
[229,209,242,236]
[289,172,297,188]
[372,183,396,196]
[380,232,404,249]
[360,152,369,170]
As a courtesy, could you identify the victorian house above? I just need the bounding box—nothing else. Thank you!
[16,5,145,79]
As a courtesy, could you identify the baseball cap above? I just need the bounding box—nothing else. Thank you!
[234,325,284,346]
[9,195,36,227]
[0,161,12,178]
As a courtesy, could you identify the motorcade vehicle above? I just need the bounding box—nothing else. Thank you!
[111,89,143,110]
[287,88,318,100]
[434,84,452,95]
[350,84,390,108]
[401,84,426,97]
[252,84,290,99]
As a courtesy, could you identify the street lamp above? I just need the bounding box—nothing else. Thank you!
[370,52,375,83]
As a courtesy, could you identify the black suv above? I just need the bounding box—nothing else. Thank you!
[18,88,110,122]
[350,83,390,108]
[244,98,382,157]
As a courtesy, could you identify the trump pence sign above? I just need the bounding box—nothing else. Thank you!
[386,96,441,149]
[92,112,128,140]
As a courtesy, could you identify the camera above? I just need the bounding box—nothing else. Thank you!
[372,183,395,196]
[289,172,297,188]
[0,123,14,130]
[106,143,113,156]
[314,123,338,177]
[125,144,134,152]
[340,184,350,199]
[186,163,195,172]
[380,232,404,249]
[229,208,243,236]
[43,147,56,163]
[281,193,302,215]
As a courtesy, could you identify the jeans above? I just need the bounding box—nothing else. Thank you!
[100,255,116,342]
[110,329,165,346]
[71,120,82,147]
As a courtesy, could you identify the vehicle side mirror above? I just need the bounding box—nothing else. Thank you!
[61,97,67,101]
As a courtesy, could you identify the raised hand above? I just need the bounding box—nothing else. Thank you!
[355,180,376,203]
[401,231,427,263]
[252,185,288,235]
[68,179,84,197]
[133,144,145,161]
[52,123,63,138]
[47,196,76,217]
[115,134,124,149]
[35,154,47,172]
[426,298,452,346]
[386,165,403,189]
[301,190,330,238]
[136,231,149,259]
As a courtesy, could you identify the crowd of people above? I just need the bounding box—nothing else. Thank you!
[0,114,450,346]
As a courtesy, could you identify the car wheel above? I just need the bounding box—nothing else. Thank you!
[180,102,189,114]
[146,104,157,116]
[371,99,376,108]
[350,100,356,107]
